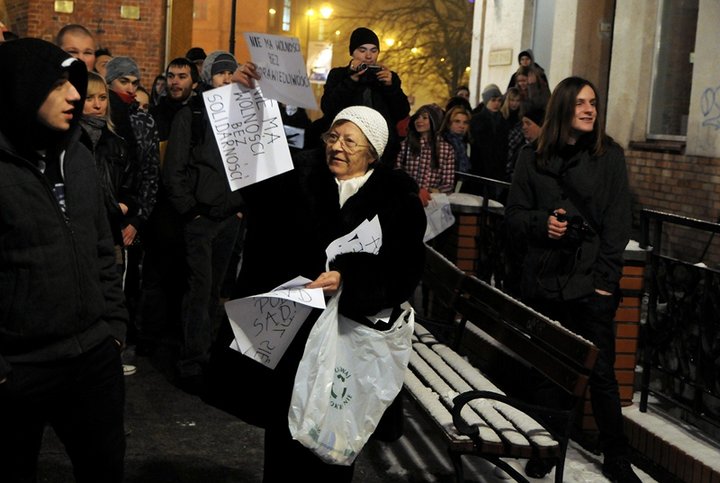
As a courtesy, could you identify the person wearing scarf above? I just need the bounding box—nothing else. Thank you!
[79,71,135,265]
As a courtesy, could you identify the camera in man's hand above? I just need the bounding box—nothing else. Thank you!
[357,64,382,84]
[554,211,593,246]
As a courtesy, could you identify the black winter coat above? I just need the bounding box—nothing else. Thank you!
[205,150,426,433]
[109,91,160,230]
[470,107,509,181]
[320,65,410,164]
[162,100,245,222]
[80,125,138,246]
[505,139,631,301]
[0,128,128,380]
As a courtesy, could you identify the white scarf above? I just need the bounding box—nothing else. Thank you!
[335,169,374,208]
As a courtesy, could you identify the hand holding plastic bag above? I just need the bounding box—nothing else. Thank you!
[288,288,414,465]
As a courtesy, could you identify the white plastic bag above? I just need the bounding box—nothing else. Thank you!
[288,288,414,465]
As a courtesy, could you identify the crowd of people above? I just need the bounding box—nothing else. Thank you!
[0,22,640,483]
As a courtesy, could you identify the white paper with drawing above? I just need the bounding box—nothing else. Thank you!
[325,215,383,271]
[424,193,456,242]
[244,32,318,110]
[225,276,326,369]
[202,83,293,191]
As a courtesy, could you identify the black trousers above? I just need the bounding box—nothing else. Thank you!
[177,215,241,378]
[529,291,629,461]
[0,338,126,483]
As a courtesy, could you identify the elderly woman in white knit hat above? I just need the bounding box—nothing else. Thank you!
[265,105,426,481]
[205,105,427,481]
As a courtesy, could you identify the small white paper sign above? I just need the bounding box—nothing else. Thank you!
[203,83,293,191]
[284,125,305,149]
[244,32,319,110]
[424,193,456,242]
[325,215,383,271]
[225,276,326,369]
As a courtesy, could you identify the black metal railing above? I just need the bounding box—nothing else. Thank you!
[639,209,720,434]
[452,172,517,294]
[447,179,720,435]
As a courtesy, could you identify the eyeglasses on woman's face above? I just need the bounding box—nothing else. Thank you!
[321,132,369,154]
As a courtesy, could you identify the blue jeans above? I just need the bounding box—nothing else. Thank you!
[0,338,126,483]
[177,215,241,378]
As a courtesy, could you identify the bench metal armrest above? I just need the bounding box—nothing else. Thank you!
[451,390,570,440]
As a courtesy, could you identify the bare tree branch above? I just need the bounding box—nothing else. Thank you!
[328,0,473,103]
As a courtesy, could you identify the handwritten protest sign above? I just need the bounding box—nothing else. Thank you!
[244,32,318,110]
[225,276,326,369]
[202,83,293,191]
[325,215,382,271]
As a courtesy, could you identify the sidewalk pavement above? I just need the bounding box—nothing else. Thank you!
[36,346,658,482]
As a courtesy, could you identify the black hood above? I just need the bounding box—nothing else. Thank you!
[518,49,535,63]
[0,38,87,157]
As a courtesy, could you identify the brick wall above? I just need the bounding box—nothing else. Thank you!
[624,416,720,483]
[3,0,27,35]
[4,0,269,89]
[6,0,167,86]
[579,258,644,434]
[626,150,720,267]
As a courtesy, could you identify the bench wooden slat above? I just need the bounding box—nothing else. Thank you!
[460,275,599,375]
[455,290,594,398]
[403,245,598,483]
[410,343,558,454]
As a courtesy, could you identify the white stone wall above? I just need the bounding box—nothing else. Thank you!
[471,0,719,158]
[470,0,531,104]
[686,0,720,157]
[605,1,658,147]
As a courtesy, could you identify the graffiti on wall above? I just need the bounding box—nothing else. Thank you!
[701,84,720,130]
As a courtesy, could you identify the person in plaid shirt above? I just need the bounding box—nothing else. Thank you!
[395,104,455,206]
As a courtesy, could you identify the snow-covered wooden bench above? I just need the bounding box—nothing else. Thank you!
[405,246,599,483]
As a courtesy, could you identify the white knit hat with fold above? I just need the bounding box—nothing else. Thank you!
[332,106,389,158]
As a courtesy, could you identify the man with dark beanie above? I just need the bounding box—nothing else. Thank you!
[0,38,127,482]
[163,50,245,393]
[320,26,410,166]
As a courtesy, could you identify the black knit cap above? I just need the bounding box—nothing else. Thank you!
[186,47,206,62]
[0,38,87,151]
[349,27,379,55]
[523,105,546,127]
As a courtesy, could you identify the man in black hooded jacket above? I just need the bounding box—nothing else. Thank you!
[0,38,128,482]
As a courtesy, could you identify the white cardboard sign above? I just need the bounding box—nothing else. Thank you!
[244,32,319,110]
[202,83,293,191]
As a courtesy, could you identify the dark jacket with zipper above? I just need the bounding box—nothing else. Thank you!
[505,137,631,301]
[0,128,128,380]
[162,97,245,221]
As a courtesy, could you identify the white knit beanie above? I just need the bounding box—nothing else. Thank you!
[332,106,388,158]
